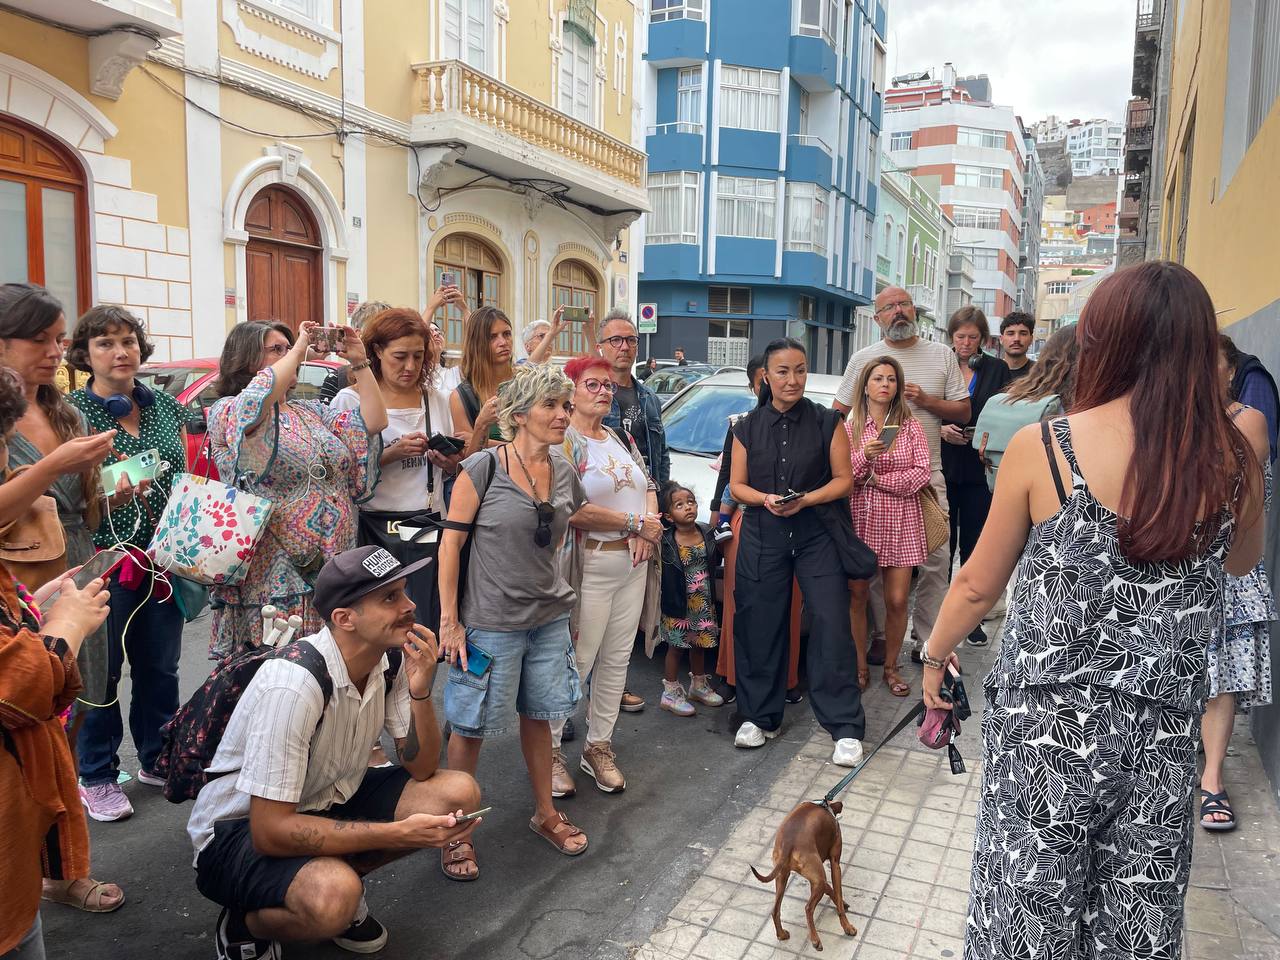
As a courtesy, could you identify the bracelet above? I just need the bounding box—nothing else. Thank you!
[409,689,432,701]
[349,359,372,373]
[919,642,946,670]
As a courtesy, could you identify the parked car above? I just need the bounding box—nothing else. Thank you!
[661,370,842,523]
[633,358,679,380]
[647,364,746,406]
[135,356,344,479]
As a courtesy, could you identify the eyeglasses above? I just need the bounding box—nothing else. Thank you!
[581,378,617,395]
[600,335,639,349]
[876,300,914,316]
[264,343,290,357]
[533,500,555,548]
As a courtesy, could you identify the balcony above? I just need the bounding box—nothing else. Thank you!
[1126,100,1154,151]
[908,283,938,313]
[647,12,707,68]
[790,34,838,91]
[647,124,704,172]
[410,60,648,238]
[876,254,892,279]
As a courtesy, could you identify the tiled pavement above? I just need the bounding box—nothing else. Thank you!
[630,628,1280,960]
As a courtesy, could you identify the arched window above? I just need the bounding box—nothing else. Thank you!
[882,216,892,255]
[551,259,600,354]
[0,114,90,314]
[896,227,906,277]
[433,233,502,346]
[911,236,921,284]
[244,185,323,332]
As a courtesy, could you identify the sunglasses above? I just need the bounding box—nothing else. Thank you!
[581,377,616,395]
[533,500,555,548]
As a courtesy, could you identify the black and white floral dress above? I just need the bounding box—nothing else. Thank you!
[967,420,1233,960]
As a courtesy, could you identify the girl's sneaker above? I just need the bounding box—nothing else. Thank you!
[660,680,695,717]
[687,674,724,707]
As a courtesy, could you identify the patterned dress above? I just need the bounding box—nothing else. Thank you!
[846,415,931,567]
[659,541,719,649]
[205,368,378,657]
[968,419,1233,960]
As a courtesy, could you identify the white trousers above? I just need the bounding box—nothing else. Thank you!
[551,545,647,748]
[870,468,950,648]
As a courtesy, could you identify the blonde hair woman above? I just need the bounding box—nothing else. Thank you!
[846,355,932,696]
[449,306,514,457]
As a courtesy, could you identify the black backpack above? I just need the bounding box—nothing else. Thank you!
[155,639,400,803]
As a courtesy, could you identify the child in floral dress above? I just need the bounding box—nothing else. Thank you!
[658,482,724,716]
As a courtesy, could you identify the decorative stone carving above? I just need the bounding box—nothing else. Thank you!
[599,211,641,250]
[494,0,510,21]
[443,211,503,238]
[222,0,340,81]
[415,145,463,196]
[517,186,547,221]
[89,32,158,100]
[267,142,306,184]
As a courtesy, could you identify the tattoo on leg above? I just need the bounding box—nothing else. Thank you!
[399,717,421,763]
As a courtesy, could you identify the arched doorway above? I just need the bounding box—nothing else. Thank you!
[0,114,90,315]
[244,185,323,332]
[431,232,503,348]
[550,258,601,354]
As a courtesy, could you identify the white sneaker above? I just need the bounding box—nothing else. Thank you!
[832,738,864,768]
[734,721,779,749]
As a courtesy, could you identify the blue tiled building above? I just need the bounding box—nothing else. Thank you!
[638,0,887,374]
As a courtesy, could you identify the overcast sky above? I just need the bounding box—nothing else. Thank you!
[886,0,1137,124]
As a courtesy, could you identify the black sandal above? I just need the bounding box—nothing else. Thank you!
[1199,789,1237,832]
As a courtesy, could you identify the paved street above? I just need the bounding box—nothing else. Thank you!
[40,614,1280,960]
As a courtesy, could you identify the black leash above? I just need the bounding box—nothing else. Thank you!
[819,702,927,808]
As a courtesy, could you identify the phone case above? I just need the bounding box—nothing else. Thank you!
[464,641,493,677]
[101,449,160,493]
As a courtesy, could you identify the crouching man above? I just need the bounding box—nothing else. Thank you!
[187,546,482,960]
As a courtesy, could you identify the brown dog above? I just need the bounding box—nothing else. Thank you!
[750,800,857,952]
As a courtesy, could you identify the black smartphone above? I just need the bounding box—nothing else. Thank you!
[775,489,804,505]
[428,433,465,456]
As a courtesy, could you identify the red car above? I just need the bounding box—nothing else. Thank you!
[135,357,345,479]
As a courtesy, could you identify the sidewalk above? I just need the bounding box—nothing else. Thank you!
[631,630,1280,960]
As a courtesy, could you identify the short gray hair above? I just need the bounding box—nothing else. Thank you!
[496,362,572,439]
[350,300,391,331]
[601,307,632,327]
[521,319,551,349]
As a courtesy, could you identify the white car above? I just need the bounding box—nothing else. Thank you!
[660,370,844,523]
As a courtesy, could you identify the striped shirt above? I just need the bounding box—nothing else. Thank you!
[187,627,410,862]
[835,339,968,470]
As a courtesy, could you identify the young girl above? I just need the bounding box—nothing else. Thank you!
[658,482,724,716]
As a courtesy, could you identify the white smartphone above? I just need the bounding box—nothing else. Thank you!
[39,549,128,613]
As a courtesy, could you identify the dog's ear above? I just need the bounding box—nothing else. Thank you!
[829,800,843,815]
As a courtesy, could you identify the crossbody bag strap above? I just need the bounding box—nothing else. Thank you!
[1041,419,1068,506]
[234,403,282,489]
[422,389,434,496]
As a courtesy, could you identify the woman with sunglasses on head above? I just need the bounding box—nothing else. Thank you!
[450,306,514,458]
[437,363,603,875]
[548,356,662,799]
[205,320,386,660]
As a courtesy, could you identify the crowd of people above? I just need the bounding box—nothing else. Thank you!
[1,258,1276,960]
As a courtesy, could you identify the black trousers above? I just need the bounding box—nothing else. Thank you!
[733,510,865,741]
[947,479,993,573]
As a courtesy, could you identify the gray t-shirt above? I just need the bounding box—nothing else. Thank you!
[460,447,586,631]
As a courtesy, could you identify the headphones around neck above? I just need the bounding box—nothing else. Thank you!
[86,378,155,419]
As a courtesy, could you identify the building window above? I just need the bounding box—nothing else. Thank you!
[959,246,999,270]
[720,65,781,133]
[910,236,921,283]
[1248,1,1279,144]
[647,171,700,245]
[785,183,829,254]
[1176,114,1194,263]
[677,65,703,132]
[1045,280,1076,295]
[888,130,912,151]
[709,286,752,314]
[957,127,1005,149]
[973,288,997,314]
[954,165,1003,189]
[897,227,906,273]
[268,0,332,28]
[0,116,89,316]
[798,0,839,45]
[551,259,599,355]
[797,296,815,322]
[651,0,704,22]
[952,207,1002,230]
[433,233,503,347]
[442,0,488,70]
[559,24,594,123]
[716,176,777,239]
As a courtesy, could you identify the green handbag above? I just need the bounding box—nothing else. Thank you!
[170,573,210,623]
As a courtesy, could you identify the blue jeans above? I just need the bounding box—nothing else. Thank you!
[3,915,43,960]
[77,571,183,785]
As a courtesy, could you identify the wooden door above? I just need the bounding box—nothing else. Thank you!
[244,185,322,332]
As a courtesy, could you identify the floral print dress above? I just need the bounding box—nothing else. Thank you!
[659,541,719,649]
[205,368,378,657]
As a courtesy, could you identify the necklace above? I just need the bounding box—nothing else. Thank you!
[511,443,543,500]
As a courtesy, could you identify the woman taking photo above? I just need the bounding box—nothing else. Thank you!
[922,261,1264,959]
[331,307,461,624]
[940,306,1011,648]
[550,355,661,797]
[450,306,514,457]
[206,320,386,658]
[845,356,931,696]
[728,338,867,766]
[66,306,190,814]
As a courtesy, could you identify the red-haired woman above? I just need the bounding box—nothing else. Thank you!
[548,355,661,798]
[922,261,1265,958]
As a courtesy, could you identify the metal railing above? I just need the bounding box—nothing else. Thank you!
[876,254,892,277]
[907,284,938,311]
[1126,101,1154,150]
[648,121,703,136]
[789,133,832,154]
[411,60,645,187]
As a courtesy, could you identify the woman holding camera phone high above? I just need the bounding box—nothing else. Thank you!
[205,320,386,658]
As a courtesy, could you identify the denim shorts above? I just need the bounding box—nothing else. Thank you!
[444,615,581,738]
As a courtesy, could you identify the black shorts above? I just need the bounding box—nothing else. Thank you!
[195,766,412,913]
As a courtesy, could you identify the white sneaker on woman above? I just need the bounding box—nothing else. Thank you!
[734,721,779,749]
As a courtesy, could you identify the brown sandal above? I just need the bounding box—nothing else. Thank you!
[41,878,125,913]
[857,668,870,691]
[529,811,588,856]
[441,840,479,881]
[883,668,910,698]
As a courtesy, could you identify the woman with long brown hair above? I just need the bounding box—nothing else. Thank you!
[922,261,1264,959]
[450,306,514,457]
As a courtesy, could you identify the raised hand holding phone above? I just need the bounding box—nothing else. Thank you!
[42,576,111,656]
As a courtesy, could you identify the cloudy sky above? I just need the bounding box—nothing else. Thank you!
[886,1,1137,124]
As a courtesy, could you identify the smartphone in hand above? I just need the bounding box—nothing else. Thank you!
[561,305,589,324]
[878,425,901,449]
[40,549,127,613]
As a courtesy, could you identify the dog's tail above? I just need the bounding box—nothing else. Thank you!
[751,864,781,884]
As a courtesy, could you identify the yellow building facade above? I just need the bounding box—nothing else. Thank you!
[0,0,646,360]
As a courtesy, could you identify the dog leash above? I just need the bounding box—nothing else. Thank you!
[818,702,927,808]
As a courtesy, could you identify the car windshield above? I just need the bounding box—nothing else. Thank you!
[135,366,209,397]
[662,383,838,456]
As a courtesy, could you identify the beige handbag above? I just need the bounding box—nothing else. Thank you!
[0,475,68,590]
[918,483,949,555]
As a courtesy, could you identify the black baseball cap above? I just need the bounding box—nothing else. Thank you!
[312,546,433,620]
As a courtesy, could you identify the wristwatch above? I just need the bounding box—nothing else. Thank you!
[919,642,946,670]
